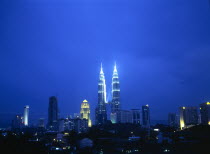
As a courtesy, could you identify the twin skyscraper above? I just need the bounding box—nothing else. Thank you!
[95,63,120,125]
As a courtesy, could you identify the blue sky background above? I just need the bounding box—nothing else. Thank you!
[0,0,210,127]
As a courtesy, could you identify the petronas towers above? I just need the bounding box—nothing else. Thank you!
[95,63,120,125]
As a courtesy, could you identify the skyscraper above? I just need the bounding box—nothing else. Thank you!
[23,105,29,126]
[95,64,107,125]
[200,102,210,125]
[38,118,45,128]
[116,110,132,123]
[179,106,198,130]
[131,109,141,125]
[48,96,59,130]
[111,63,120,123]
[168,113,177,127]
[12,115,23,130]
[80,99,92,127]
[142,105,150,128]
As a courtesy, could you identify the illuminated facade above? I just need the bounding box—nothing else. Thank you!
[111,63,120,123]
[80,99,92,127]
[142,105,150,128]
[23,105,29,126]
[48,96,59,130]
[95,64,107,125]
[179,106,198,130]
[200,102,210,125]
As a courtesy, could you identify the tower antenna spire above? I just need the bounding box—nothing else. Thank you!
[114,62,117,72]
[100,62,103,74]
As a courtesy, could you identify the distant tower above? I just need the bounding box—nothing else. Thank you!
[168,113,177,127]
[23,105,29,126]
[142,105,150,128]
[38,118,45,128]
[12,115,23,129]
[200,102,210,125]
[80,99,92,127]
[95,64,107,125]
[111,63,120,123]
[48,96,59,130]
[179,106,198,130]
[131,109,141,125]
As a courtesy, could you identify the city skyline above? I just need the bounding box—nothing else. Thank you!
[1,0,210,127]
[1,63,210,127]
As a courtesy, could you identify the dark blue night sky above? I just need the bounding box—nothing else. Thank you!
[0,0,210,127]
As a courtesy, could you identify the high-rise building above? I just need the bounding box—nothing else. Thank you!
[38,118,45,128]
[58,118,65,132]
[23,105,29,126]
[48,96,59,130]
[142,105,150,127]
[168,113,177,127]
[111,63,120,123]
[80,99,92,127]
[12,115,23,130]
[179,106,198,130]
[200,102,210,125]
[69,118,88,133]
[116,110,132,123]
[95,64,107,125]
[131,109,141,125]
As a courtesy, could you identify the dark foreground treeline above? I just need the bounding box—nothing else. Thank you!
[0,132,47,154]
[1,124,210,154]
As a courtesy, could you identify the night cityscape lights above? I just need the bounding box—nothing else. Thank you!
[1,64,210,154]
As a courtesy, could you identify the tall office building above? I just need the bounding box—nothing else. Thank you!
[70,118,88,133]
[168,113,177,127]
[38,118,45,128]
[200,102,210,125]
[12,115,23,130]
[48,96,59,130]
[23,105,29,126]
[142,105,150,127]
[95,64,107,125]
[131,109,141,125]
[179,106,198,130]
[80,99,92,127]
[111,64,120,123]
[116,110,132,123]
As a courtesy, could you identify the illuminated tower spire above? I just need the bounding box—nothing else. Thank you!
[23,105,29,126]
[111,63,120,123]
[95,63,107,125]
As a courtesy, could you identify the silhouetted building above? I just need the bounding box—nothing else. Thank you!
[23,105,29,126]
[179,106,198,130]
[12,115,23,130]
[131,109,141,125]
[142,105,150,127]
[48,96,59,130]
[95,64,107,125]
[58,118,65,132]
[80,99,92,127]
[168,113,177,127]
[74,113,80,118]
[200,102,210,125]
[70,118,88,133]
[38,118,45,128]
[116,110,132,123]
[111,64,120,123]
